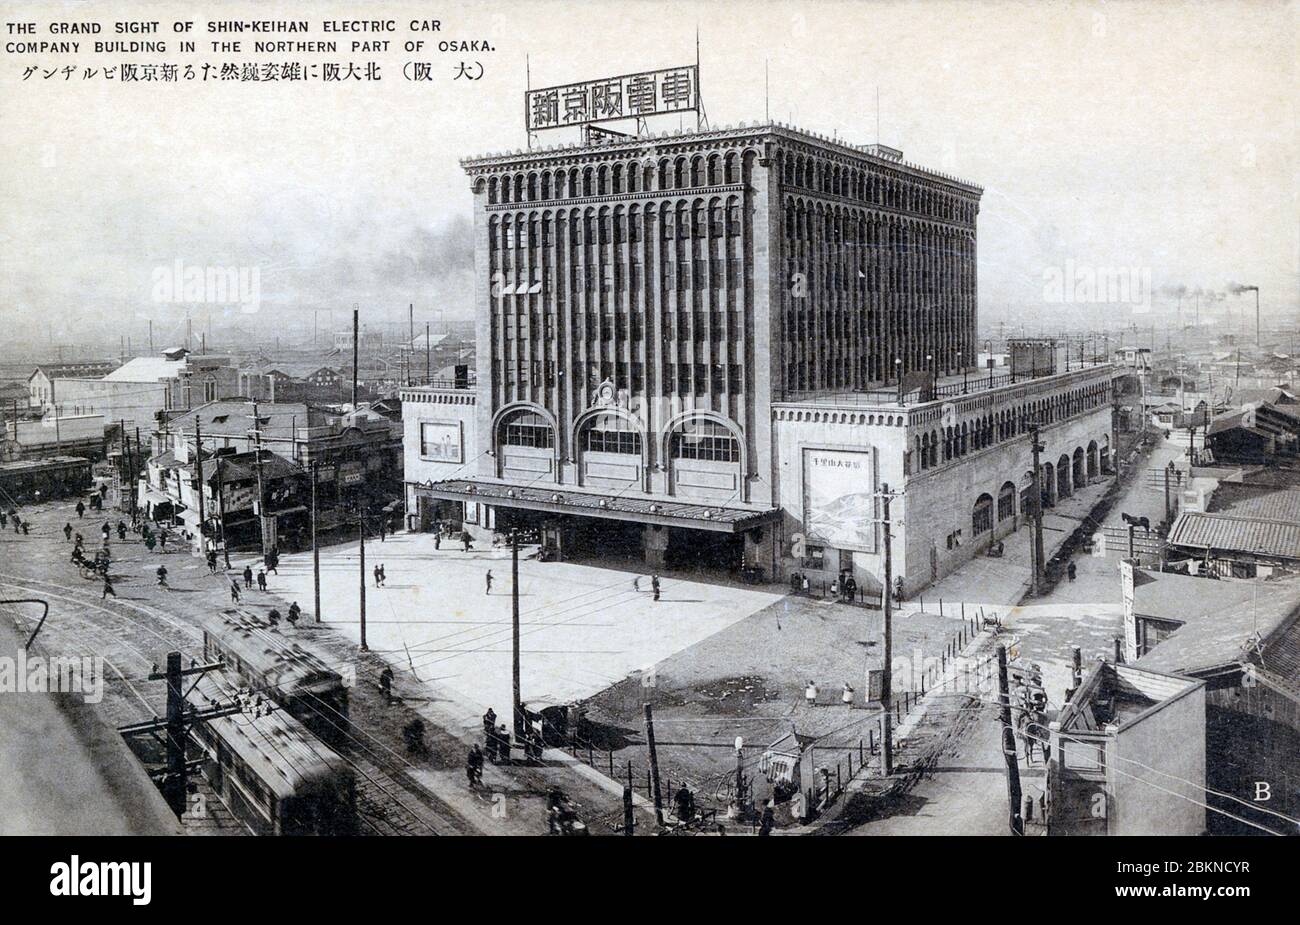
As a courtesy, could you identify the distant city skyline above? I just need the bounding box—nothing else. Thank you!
[1,0,1295,351]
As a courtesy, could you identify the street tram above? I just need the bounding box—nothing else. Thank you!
[199,611,350,746]
[190,672,357,836]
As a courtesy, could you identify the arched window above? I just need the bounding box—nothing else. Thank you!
[997,481,1016,521]
[671,418,739,462]
[502,411,554,448]
[582,413,641,455]
[973,493,994,536]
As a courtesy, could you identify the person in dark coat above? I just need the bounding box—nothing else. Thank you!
[243,565,253,589]
[256,569,267,592]
[230,580,241,603]
[63,522,72,542]
[75,501,85,519]
[651,574,661,602]
[287,601,302,625]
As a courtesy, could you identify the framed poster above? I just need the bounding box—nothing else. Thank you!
[420,421,463,464]
[802,449,876,552]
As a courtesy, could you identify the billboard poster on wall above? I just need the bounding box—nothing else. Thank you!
[802,449,876,552]
[420,422,464,464]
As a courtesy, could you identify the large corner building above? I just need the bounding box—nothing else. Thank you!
[407,123,1114,596]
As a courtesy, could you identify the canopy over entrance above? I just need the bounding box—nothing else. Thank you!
[415,478,779,534]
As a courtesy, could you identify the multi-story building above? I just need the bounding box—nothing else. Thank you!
[412,122,1114,593]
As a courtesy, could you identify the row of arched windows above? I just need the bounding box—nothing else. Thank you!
[485,151,746,205]
[778,149,976,224]
[913,381,1111,473]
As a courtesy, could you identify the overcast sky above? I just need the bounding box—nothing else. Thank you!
[1,0,1295,350]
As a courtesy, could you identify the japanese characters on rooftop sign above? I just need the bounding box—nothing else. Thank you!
[525,66,699,132]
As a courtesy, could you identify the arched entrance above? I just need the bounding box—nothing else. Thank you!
[972,492,994,541]
[663,413,745,502]
[573,409,646,492]
[1057,454,1072,499]
[494,404,559,482]
[1042,462,1056,507]
[1087,441,1099,480]
[997,481,1017,532]
[1072,447,1086,488]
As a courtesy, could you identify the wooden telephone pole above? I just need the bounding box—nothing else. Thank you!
[118,651,241,819]
[996,644,1025,835]
[311,461,321,623]
[1028,422,1046,594]
[193,418,206,555]
[879,482,899,776]
[511,531,522,738]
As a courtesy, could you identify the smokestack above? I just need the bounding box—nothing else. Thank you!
[352,307,359,407]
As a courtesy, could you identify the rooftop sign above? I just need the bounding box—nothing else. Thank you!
[525,65,699,132]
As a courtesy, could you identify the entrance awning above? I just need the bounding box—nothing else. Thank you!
[414,479,779,534]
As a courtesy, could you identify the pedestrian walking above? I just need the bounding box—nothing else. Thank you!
[379,520,386,542]
[266,547,279,574]
[462,531,472,552]
[230,580,241,603]
[101,575,117,600]
[117,521,127,541]
[75,501,84,519]
[256,569,267,592]
[158,531,167,551]
[373,564,382,588]
[378,564,386,586]
[12,516,20,534]
[155,565,168,588]
[63,522,72,542]
[20,520,29,535]
[485,569,493,595]
[434,531,441,550]
[268,608,281,626]
[379,666,394,704]
[651,574,661,602]
[101,521,110,540]
[287,601,301,626]
[206,550,218,574]
[243,565,253,589]
[1067,561,1077,582]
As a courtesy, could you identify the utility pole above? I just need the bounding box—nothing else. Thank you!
[880,481,896,777]
[643,702,665,826]
[996,645,1024,835]
[249,400,268,559]
[511,530,522,738]
[311,461,321,622]
[122,652,253,820]
[1028,423,1046,594]
[215,454,230,569]
[358,499,368,651]
[194,418,206,556]
[162,652,186,816]
[425,322,431,384]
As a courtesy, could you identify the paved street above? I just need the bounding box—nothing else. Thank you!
[273,533,783,728]
[832,431,1178,835]
[0,498,669,835]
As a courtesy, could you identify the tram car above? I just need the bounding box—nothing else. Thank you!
[0,455,93,502]
[199,611,350,746]
[190,672,357,836]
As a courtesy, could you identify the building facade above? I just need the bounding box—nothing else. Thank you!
[413,122,1114,592]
